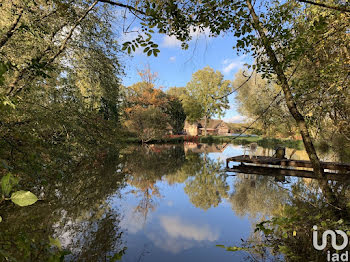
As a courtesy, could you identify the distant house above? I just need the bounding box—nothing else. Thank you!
[166,123,174,135]
[184,119,230,136]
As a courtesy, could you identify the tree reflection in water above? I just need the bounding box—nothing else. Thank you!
[0,149,127,261]
[2,143,350,261]
[124,145,186,222]
[126,144,350,261]
[183,154,228,210]
[225,177,350,261]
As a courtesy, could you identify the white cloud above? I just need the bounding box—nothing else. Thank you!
[159,216,218,241]
[162,35,182,48]
[146,215,219,254]
[222,59,231,65]
[223,62,242,74]
[169,56,176,62]
[120,207,146,233]
[221,56,247,75]
[224,115,247,123]
[147,231,199,254]
[189,26,211,39]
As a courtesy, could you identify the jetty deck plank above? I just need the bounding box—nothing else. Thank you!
[226,155,350,172]
[226,165,350,182]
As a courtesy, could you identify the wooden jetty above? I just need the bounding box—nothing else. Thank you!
[226,155,350,173]
[226,165,350,182]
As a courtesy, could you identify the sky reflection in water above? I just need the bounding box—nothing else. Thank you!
[112,144,283,262]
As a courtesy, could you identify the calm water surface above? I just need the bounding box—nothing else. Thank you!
[1,142,350,261]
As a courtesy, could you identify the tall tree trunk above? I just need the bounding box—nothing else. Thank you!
[246,0,324,177]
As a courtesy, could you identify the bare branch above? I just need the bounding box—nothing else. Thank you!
[212,69,255,100]
[296,0,350,13]
[98,0,146,15]
[231,91,282,140]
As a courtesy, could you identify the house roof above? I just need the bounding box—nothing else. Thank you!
[198,119,224,129]
[184,119,229,129]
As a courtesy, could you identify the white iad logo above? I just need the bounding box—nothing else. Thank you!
[313,225,349,261]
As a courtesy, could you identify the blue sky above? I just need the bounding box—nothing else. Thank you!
[120,28,251,123]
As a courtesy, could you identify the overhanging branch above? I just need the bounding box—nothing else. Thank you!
[98,0,146,15]
[212,69,255,100]
[296,0,350,13]
[231,91,282,140]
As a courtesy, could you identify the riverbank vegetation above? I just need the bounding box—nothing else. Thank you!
[0,0,348,183]
[2,1,349,167]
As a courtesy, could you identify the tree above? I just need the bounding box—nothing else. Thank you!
[166,86,187,98]
[0,0,162,99]
[165,97,186,134]
[123,84,186,140]
[165,86,188,134]
[289,5,350,142]
[183,66,232,136]
[0,0,125,171]
[244,0,324,177]
[123,66,186,138]
[125,106,169,143]
[234,70,297,138]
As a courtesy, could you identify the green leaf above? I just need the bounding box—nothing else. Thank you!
[216,244,249,252]
[1,173,19,196]
[49,236,62,250]
[110,251,123,261]
[11,190,38,206]
[0,216,2,222]
[3,97,16,109]
[109,247,127,261]
[147,50,153,56]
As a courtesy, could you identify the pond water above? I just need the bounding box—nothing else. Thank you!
[1,142,350,261]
